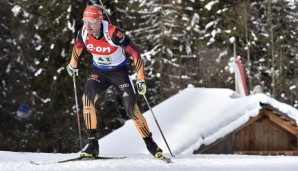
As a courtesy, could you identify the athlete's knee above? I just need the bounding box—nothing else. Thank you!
[82,94,91,105]
[82,92,98,104]
[125,102,144,121]
[121,96,133,111]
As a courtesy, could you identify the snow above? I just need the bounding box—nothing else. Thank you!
[1,87,298,170]
[205,0,219,11]
[11,5,21,16]
[2,151,298,171]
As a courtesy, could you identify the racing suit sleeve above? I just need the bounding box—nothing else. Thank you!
[69,29,84,68]
[111,28,145,81]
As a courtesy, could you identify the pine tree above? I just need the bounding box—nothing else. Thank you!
[2,0,87,152]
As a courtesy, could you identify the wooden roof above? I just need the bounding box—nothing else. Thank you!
[233,106,298,136]
[196,105,298,155]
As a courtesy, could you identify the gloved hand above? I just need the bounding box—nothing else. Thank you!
[66,64,78,77]
[136,80,147,95]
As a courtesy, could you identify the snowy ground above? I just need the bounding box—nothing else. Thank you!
[2,88,298,171]
[1,151,298,171]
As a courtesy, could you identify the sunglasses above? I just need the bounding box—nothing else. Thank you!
[82,18,101,25]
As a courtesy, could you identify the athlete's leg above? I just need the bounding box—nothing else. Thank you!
[131,102,163,156]
[107,67,151,137]
[130,103,151,138]
[80,71,110,157]
[82,74,109,131]
[108,67,163,156]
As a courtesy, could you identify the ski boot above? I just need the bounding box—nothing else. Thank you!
[143,134,163,158]
[80,130,99,157]
[144,134,172,163]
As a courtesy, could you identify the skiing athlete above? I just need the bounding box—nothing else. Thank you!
[66,5,164,159]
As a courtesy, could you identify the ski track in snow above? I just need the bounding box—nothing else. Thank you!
[1,151,298,171]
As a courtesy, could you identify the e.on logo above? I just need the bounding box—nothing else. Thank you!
[86,44,111,53]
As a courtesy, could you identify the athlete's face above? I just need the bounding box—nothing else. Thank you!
[83,17,102,36]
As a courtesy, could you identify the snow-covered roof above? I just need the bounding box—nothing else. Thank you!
[99,87,298,155]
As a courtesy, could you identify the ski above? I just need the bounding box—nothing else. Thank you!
[155,154,173,163]
[30,156,126,165]
[157,156,172,163]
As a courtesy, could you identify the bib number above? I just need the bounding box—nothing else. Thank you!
[94,56,112,65]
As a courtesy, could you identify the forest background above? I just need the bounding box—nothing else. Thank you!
[0,0,297,153]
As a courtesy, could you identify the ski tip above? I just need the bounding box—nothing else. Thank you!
[164,158,173,163]
[156,156,173,163]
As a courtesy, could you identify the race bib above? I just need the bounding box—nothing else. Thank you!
[93,56,112,65]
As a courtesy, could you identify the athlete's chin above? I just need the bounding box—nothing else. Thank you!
[86,30,94,34]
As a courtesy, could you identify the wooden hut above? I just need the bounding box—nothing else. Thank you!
[195,105,298,155]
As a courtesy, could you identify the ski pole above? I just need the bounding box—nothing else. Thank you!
[143,95,174,157]
[72,75,83,150]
